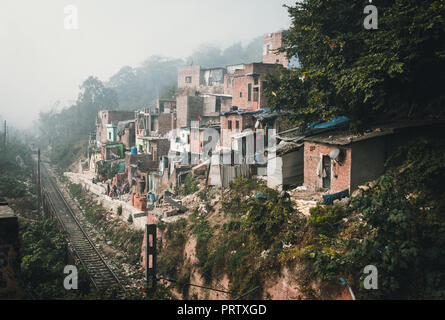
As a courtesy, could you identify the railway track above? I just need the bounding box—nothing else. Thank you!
[38,160,125,295]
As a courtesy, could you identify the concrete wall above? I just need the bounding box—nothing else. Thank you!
[64,172,147,230]
[267,155,283,189]
[267,149,303,190]
[350,137,386,191]
[282,149,304,188]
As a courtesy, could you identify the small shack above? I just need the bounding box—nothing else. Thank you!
[303,120,445,193]
[267,141,304,190]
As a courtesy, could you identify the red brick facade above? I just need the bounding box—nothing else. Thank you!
[231,63,281,111]
[220,113,257,149]
[303,142,352,193]
[263,31,289,67]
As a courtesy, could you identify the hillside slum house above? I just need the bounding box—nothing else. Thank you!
[81,29,306,222]
[303,119,445,200]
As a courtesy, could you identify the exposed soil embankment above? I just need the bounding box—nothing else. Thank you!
[155,176,352,300]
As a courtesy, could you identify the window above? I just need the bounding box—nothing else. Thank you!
[228,120,232,130]
[185,76,192,83]
[216,97,221,113]
[240,92,242,98]
[254,76,259,85]
[236,121,240,131]
[253,87,259,102]
[108,132,112,140]
[248,83,252,101]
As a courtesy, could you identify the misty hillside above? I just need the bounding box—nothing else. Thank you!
[106,36,263,111]
[37,35,264,151]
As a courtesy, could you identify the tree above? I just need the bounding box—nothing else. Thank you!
[264,0,445,129]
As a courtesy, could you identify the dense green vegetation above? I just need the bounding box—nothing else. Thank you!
[0,137,32,199]
[39,77,119,151]
[96,160,120,180]
[19,219,92,299]
[276,139,445,299]
[177,140,445,299]
[265,0,445,128]
[182,174,199,195]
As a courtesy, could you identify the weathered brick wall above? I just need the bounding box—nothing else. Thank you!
[117,126,135,150]
[190,128,203,156]
[149,139,170,163]
[157,113,174,136]
[232,75,255,110]
[176,95,188,128]
[107,111,135,123]
[232,63,281,110]
[220,114,256,149]
[223,74,233,95]
[203,96,217,115]
[263,31,289,67]
[178,65,201,88]
[96,111,135,144]
[176,95,204,128]
[304,142,352,193]
[221,96,232,113]
[187,96,204,124]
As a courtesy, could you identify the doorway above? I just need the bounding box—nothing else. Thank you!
[322,155,331,189]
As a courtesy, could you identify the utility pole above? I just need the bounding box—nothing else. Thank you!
[145,224,157,298]
[3,120,6,149]
[37,149,41,217]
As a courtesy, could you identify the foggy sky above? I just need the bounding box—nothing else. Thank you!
[0,0,296,129]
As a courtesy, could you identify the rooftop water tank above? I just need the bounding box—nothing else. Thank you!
[131,146,137,155]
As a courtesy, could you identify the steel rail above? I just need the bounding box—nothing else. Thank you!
[38,161,125,294]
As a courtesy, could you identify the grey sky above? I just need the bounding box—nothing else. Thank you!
[0,0,296,129]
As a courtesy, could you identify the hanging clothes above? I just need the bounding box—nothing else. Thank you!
[322,168,327,178]
[317,156,323,177]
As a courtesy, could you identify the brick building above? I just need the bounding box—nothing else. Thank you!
[177,65,226,94]
[176,95,205,128]
[263,31,289,67]
[135,109,175,154]
[303,120,445,193]
[96,110,135,146]
[220,109,266,151]
[231,63,282,111]
[189,121,221,164]
[224,64,246,96]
